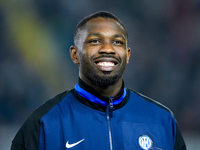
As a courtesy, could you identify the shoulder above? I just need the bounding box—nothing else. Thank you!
[31,90,72,119]
[11,90,72,149]
[22,89,73,128]
[127,88,174,116]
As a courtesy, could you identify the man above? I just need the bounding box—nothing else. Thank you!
[11,11,186,150]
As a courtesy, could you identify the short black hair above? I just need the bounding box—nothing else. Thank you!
[74,10,128,46]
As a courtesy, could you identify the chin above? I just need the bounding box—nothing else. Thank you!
[88,74,120,88]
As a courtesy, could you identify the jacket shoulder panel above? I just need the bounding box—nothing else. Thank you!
[11,90,72,150]
[128,88,174,116]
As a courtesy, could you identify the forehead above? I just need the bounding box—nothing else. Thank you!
[83,17,127,38]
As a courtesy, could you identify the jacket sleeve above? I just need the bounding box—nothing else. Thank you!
[11,91,69,150]
[10,114,41,150]
[174,122,187,150]
[11,142,26,150]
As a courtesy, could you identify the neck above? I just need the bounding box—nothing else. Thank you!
[79,77,123,97]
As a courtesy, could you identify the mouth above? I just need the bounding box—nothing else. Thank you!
[96,61,115,66]
[94,58,119,72]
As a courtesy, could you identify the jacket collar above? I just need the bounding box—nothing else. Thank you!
[71,78,129,111]
[78,78,125,101]
[75,78,126,106]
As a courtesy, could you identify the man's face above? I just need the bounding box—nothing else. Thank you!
[72,17,130,87]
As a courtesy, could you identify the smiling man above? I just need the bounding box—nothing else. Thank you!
[11,11,186,150]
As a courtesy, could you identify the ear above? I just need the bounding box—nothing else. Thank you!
[126,47,131,64]
[70,45,79,64]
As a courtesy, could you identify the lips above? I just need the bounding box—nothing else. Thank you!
[94,57,119,72]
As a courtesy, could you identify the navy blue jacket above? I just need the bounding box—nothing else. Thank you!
[11,79,186,150]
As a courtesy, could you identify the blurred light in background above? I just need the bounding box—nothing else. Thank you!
[0,0,200,149]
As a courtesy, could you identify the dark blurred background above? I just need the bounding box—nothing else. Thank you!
[0,0,200,149]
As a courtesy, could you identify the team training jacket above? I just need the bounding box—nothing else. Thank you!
[11,79,186,150]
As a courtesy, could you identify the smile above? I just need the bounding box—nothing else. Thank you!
[95,61,117,72]
[93,56,119,72]
[96,62,115,67]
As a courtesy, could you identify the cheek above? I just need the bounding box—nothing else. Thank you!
[119,51,128,62]
[81,49,96,62]
[78,52,91,67]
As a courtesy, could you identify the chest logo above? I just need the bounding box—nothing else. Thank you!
[138,135,153,150]
[66,139,85,148]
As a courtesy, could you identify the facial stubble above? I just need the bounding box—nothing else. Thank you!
[79,56,126,88]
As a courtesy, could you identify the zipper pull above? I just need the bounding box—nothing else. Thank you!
[109,97,114,118]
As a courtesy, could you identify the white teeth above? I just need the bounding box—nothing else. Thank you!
[97,62,115,66]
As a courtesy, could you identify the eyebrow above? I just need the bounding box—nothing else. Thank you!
[87,33,126,40]
[87,33,101,37]
[113,34,126,40]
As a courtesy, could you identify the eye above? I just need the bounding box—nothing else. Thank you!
[113,40,124,46]
[88,39,101,44]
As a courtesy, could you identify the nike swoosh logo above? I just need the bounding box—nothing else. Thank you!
[66,139,85,148]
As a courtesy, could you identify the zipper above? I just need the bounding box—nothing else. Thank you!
[106,97,114,150]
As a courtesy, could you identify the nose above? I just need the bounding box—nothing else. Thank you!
[99,43,115,54]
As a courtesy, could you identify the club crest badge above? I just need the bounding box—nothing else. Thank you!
[138,135,153,150]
